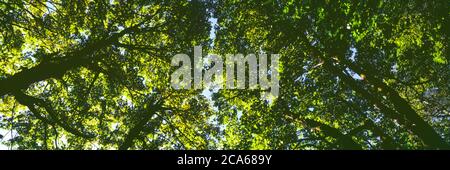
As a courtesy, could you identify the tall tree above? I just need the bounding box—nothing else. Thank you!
[212,0,449,149]
[1,0,215,150]
[0,0,448,150]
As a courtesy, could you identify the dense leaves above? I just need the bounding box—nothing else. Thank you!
[0,0,448,149]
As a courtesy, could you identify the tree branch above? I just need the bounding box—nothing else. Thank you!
[12,91,96,139]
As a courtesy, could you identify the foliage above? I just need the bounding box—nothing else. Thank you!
[0,0,448,149]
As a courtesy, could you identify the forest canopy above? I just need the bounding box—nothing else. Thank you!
[0,0,448,150]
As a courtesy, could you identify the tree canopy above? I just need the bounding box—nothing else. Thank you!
[0,0,448,150]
